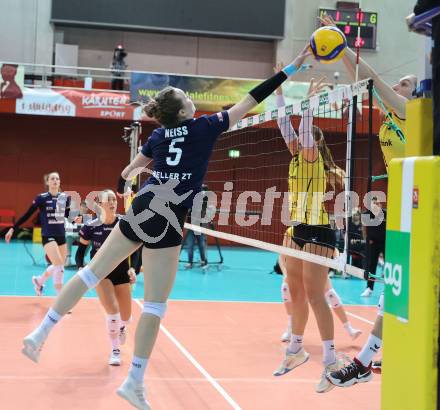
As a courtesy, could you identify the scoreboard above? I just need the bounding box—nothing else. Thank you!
[318,8,378,50]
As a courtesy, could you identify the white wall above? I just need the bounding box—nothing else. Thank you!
[0,0,427,85]
[277,0,426,85]
[0,0,53,64]
[60,27,275,79]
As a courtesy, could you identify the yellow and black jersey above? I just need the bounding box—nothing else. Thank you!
[288,152,329,225]
[378,111,406,170]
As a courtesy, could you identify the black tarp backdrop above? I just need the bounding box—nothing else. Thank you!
[51,0,286,40]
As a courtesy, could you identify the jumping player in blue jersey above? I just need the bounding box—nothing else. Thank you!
[5,172,71,296]
[76,189,136,366]
[22,45,311,410]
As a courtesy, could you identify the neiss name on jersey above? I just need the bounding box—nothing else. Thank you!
[164,126,188,139]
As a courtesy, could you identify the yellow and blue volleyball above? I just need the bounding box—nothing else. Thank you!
[309,26,347,64]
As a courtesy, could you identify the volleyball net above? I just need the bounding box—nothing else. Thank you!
[185,78,378,279]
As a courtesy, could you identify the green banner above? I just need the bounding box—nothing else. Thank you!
[130,71,314,113]
[384,230,411,321]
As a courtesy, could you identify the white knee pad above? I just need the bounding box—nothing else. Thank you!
[325,288,342,309]
[143,301,167,319]
[377,293,384,317]
[78,266,100,289]
[281,280,291,303]
[107,313,121,336]
[52,265,64,285]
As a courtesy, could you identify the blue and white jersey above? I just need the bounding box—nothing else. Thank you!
[141,111,229,208]
[79,216,120,258]
[33,192,70,237]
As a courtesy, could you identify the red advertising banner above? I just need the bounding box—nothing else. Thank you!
[12,88,143,120]
[58,89,137,120]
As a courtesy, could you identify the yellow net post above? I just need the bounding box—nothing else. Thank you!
[382,98,440,409]
[405,98,433,157]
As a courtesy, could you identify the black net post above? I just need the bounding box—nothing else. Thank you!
[346,94,358,264]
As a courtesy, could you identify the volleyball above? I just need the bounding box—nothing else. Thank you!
[309,26,347,64]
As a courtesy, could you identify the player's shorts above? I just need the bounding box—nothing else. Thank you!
[290,223,336,250]
[89,249,131,286]
[42,236,66,246]
[119,193,188,249]
[106,261,131,286]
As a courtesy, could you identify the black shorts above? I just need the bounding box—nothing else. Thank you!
[291,223,336,250]
[105,261,131,286]
[90,249,131,286]
[119,193,188,249]
[42,236,66,246]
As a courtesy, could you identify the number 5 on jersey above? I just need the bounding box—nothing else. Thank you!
[166,137,184,166]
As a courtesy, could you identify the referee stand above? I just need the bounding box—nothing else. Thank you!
[180,221,224,272]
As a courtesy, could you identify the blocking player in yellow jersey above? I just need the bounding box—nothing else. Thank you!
[272,76,347,393]
[320,14,418,388]
[320,15,417,170]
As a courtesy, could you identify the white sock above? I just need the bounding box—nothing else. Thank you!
[128,355,149,384]
[286,315,292,332]
[287,334,303,354]
[357,334,382,367]
[121,318,131,329]
[38,308,62,336]
[322,339,336,366]
[107,313,121,350]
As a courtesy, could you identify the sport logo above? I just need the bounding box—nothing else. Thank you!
[236,119,243,129]
[285,104,294,116]
[383,261,402,296]
[258,113,266,123]
[122,178,191,244]
[247,116,254,126]
[301,99,310,111]
[271,109,279,120]
[319,93,329,106]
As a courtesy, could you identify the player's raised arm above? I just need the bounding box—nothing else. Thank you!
[299,78,328,162]
[274,62,299,156]
[320,14,410,119]
[227,45,312,128]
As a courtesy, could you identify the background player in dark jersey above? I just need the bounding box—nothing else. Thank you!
[76,189,136,366]
[5,172,71,296]
[22,46,311,410]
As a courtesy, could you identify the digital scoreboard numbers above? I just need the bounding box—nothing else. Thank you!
[318,8,378,50]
